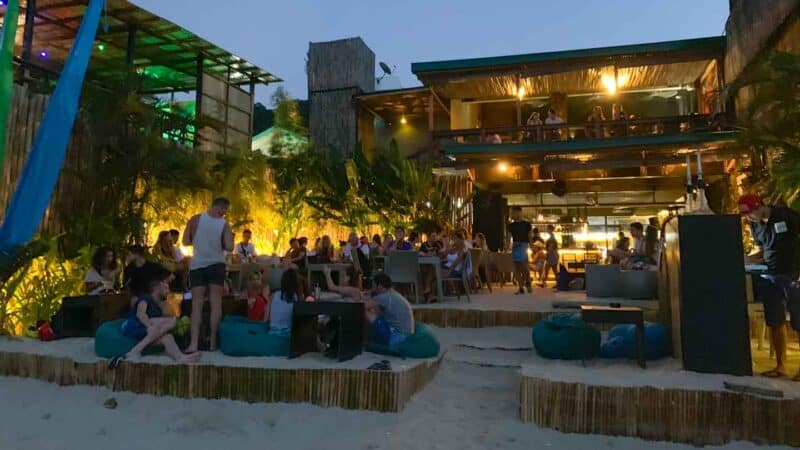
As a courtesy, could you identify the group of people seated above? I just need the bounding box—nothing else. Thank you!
[607,221,660,269]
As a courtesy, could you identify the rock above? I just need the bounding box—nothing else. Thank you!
[103,398,118,409]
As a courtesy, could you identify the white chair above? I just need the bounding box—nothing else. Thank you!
[444,251,472,303]
[385,251,421,303]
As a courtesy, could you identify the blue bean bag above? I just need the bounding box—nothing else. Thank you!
[366,323,440,358]
[94,319,162,358]
[532,314,601,360]
[219,315,289,357]
[600,323,670,360]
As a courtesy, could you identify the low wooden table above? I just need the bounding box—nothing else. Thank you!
[290,301,364,362]
[580,305,646,369]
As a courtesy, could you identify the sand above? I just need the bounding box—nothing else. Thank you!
[0,326,795,450]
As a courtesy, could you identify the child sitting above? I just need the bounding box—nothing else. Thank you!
[112,277,201,367]
[246,279,269,322]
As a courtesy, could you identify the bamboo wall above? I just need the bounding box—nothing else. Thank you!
[520,374,800,446]
[308,38,375,159]
[0,350,443,412]
[0,83,88,235]
[413,307,659,328]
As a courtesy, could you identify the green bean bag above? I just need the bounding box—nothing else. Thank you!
[532,314,601,360]
[94,319,162,358]
[366,323,440,358]
[219,315,289,357]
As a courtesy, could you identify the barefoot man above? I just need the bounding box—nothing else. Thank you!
[183,197,234,353]
[739,194,800,380]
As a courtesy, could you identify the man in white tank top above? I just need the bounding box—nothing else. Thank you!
[182,197,234,353]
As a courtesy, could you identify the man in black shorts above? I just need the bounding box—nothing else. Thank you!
[740,194,800,380]
[507,206,532,294]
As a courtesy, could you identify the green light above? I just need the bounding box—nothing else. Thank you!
[97,43,105,52]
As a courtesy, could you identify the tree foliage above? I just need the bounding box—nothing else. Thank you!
[730,51,800,207]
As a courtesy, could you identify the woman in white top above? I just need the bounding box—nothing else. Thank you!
[85,246,119,294]
[269,269,304,335]
[443,231,468,279]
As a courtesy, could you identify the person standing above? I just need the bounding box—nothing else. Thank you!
[182,197,234,353]
[540,224,560,288]
[507,206,532,295]
[739,194,800,380]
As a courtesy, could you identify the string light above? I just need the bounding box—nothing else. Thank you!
[39,50,48,59]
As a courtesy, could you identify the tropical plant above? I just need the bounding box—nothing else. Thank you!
[729,51,800,207]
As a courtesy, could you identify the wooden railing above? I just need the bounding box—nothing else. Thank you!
[432,113,730,147]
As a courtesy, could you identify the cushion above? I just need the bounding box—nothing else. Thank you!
[367,323,440,359]
[532,314,601,360]
[600,323,670,360]
[94,319,162,358]
[219,315,289,357]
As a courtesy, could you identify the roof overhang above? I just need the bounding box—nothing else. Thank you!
[355,86,450,121]
[412,37,726,100]
[1,0,281,93]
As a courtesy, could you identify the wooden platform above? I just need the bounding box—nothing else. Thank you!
[413,287,659,328]
[518,351,800,447]
[0,339,442,413]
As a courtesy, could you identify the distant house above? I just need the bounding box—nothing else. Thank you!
[252,126,308,155]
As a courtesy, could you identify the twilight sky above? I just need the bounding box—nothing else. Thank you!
[132,0,730,104]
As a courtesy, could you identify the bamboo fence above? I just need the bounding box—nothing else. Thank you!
[413,308,659,328]
[519,373,800,446]
[0,350,443,412]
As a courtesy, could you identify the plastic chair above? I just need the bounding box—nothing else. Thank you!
[444,251,472,302]
[385,251,421,303]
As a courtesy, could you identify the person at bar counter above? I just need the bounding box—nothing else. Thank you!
[507,206,532,295]
[739,194,800,380]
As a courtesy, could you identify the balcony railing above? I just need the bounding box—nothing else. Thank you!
[433,113,730,148]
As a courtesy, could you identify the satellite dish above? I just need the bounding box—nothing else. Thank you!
[379,62,393,75]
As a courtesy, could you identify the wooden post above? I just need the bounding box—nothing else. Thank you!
[194,54,204,149]
[126,25,137,70]
[428,93,434,131]
[249,77,256,139]
[20,0,35,78]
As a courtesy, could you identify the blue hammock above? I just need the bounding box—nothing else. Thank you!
[0,0,103,261]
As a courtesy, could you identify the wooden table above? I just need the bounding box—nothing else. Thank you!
[419,256,444,303]
[580,305,646,369]
[290,301,365,361]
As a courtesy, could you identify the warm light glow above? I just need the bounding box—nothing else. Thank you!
[517,86,526,100]
[497,162,509,173]
[400,116,407,124]
[601,75,617,94]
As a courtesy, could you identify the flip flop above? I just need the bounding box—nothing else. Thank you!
[367,360,392,371]
[108,356,125,370]
[762,369,786,378]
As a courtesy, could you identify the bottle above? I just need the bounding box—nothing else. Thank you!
[314,283,321,300]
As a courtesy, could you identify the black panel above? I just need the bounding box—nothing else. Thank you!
[472,189,507,251]
[677,215,752,375]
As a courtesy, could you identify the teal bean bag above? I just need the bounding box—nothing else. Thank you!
[94,319,162,358]
[532,314,601,360]
[366,323,440,358]
[600,323,670,360]
[219,315,289,357]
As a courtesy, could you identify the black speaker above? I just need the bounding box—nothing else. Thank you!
[472,189,506,251]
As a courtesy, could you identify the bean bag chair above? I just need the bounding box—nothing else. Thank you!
[366,323,440,359]
[94,319,162,358]
[219,315,289,357]
[532,314,600,360]
[600,323,670,360]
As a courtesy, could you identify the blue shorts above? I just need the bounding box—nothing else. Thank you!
[120,318,147,340]
[758,273,800,331]
[512,242,529,263]
[369,316,407,347]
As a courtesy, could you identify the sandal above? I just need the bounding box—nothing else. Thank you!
[367,360,392,371]
[108,356,125,370]
[762,368,786,378]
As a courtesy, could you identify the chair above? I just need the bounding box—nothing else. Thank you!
[385,251,421,303]
[444,251,472,302]
[469,248,491,293]
[492,252,515,287]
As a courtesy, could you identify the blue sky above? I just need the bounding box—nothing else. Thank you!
[132,0,730,104]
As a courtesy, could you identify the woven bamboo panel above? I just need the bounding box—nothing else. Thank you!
[0,351,443,412]
[519,374,800,446]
